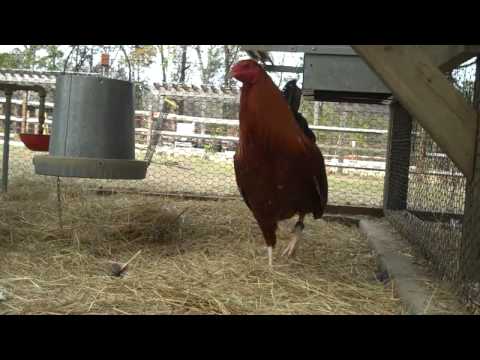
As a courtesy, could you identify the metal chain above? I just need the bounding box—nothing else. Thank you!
[56,177,63,230]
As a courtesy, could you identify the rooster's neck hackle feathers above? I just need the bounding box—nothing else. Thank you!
[238,73,310,156]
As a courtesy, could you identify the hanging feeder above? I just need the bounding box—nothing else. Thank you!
[20,134,50,152]
[33,46,147,180]
[19,86,50,152]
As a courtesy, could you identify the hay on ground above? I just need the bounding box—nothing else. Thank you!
[0,181,405,315]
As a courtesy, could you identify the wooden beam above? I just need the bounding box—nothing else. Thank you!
[241,45,480,70]
[352,45,478,180]
[241,45,356,56]
[419,45,480,72]
[263,65,303,73]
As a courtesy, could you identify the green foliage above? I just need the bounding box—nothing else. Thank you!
[171,45,192,83]
[127,45,157,82]
[0,51,21,68]
[195,45,223,85]
[204,143,215,153]
[40,46,65,71]
[0,46,64,70]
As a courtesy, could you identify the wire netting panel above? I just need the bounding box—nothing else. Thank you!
[1,89,390,210]
[386,117,466,280]
[384,61,480,308]
[458,61,480,309]
[303,102,389,208]
[461,172,480,308]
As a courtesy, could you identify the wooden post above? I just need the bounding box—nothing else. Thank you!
[158,96,165,148]
[313,101,321,126]
[336,110,347,175]
[2,90,13,193]
[21,91,29,133]
[146,111,152,146]
[383,99,413,211]
[200,100,207,135]
[38,94,46,135]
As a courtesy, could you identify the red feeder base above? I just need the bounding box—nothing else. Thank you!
[19,134,50,152]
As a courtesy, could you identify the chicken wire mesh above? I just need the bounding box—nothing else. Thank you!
[386,118,466,280]
[458,59,480,309]
[385,59,478,304]
[308,102,388,208]
[1,86,389,209]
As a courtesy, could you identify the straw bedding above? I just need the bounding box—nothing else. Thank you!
[0,181,403,315]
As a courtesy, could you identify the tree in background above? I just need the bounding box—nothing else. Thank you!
[64,45,95,72]
[20,45,43,70]
[451,62,477,105]
[0,51,21,68]
[223,45,243,86]
[155,45,187,84]
[40,46,65,71]
[157,45,169,83]
[170,45,192,83]
[0,45,63,70]
[195,45,223,85]
[0,44,246,87]
[128,46,157,81]
[127,46,158,109]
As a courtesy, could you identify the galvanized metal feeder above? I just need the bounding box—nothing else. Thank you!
[33,48,147,180]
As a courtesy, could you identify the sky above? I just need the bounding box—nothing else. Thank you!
[0,45,304,88]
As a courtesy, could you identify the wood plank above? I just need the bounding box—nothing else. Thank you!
[241,45,480,69]
[0,115,52,124]
[419,45,480,72]
[0,97,54,108]
[1,112,388,135]
[309,125,387,134]
[263,65,303,73]
[241,45,356,56]
[352,45,478,180]
[164,114,239,126]
[143,113,389,134]
[154,90,238,100]
[140,130,239,142]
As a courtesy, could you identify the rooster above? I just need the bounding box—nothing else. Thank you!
[229,60,328,266]
[281,79,317,143]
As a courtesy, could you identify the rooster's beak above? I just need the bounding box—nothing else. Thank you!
[227,70,234,79]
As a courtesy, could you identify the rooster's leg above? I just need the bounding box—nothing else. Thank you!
[282,215,305,258]
[258,220,277,267]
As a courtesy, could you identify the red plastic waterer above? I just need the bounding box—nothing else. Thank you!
[19,133,50,152]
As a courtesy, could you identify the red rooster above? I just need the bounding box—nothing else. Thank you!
[230,60,328,266]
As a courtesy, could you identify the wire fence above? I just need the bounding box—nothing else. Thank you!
[386,117,466,280]
[2,66,478,309]
[1,89,390,209]
[384,60,477,307]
